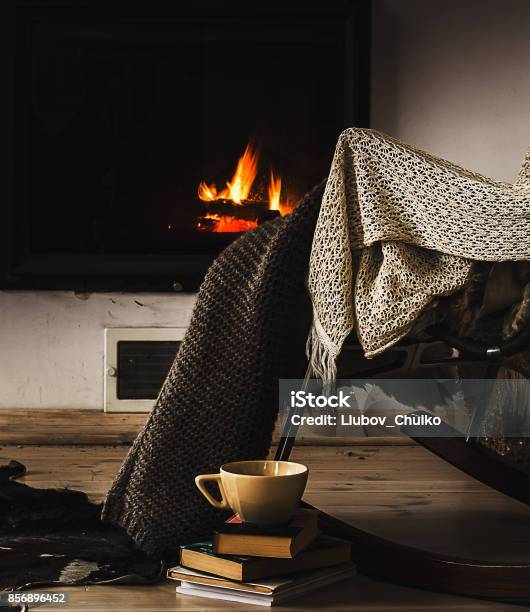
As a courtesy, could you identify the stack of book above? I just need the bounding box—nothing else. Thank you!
[168,508,356,606]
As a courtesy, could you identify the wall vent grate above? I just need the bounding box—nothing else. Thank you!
[104,328,186,412]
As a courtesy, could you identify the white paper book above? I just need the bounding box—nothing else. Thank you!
[176,585,274,607]
[175,563,356,606]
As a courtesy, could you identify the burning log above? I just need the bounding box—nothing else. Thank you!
[197,199,280,233]
[202,200,280,222]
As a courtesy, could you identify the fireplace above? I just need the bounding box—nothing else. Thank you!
[2,0,370,291]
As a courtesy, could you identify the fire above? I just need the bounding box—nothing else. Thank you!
[224,144,259,204]
[197,143,295,232]
[268,170,281,211]
[198,144,258,205]
[197,182,219,201]
[198,213,258,233]
[268,169,296,216]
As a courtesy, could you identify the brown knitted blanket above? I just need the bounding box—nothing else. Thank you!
[101,183,325,558]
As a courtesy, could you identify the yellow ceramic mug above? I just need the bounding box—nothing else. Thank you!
[195,460,308,525]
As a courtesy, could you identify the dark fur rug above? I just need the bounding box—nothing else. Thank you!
[0,461,163,592]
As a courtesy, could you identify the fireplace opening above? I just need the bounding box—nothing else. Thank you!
[3,0,370,291]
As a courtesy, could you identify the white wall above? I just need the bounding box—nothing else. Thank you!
[2,0,530,409]
[0,292,195,409]
[371,0,530,182]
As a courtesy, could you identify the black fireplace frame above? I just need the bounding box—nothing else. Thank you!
[2,0,371,292]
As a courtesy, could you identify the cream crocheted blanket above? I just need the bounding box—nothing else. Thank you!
[308,128,530,379]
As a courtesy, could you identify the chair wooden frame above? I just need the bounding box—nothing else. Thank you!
[274,326,530,601]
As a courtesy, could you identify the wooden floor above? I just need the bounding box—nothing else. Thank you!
[2,443,529,612]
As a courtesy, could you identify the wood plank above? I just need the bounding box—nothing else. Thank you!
[0,410,148,445]
[0,409,415,446]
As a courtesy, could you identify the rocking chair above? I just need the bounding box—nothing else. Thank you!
[275,265,530,601]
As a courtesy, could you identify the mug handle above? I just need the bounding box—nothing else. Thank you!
[195,473,229,509]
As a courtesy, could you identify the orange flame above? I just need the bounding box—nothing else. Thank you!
[198,144,258,204]
[268,169,296,216]
[197,182,219,201]
[268,170,281,211]
[224,144,259,204]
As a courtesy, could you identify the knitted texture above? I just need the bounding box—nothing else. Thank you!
[101,183,324,558]
[308,128,530,377]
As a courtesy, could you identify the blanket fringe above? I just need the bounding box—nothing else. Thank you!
[306,320,339,381]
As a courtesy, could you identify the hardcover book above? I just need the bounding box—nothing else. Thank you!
[176,535,352,582]
[213,508,319,558]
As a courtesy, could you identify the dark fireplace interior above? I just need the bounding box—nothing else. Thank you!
[3,0,370,291]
